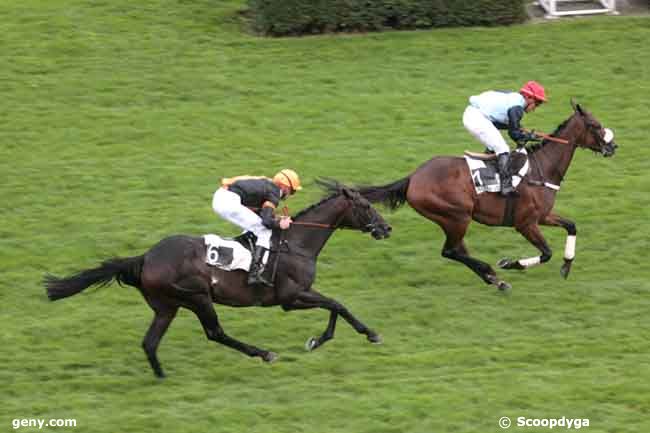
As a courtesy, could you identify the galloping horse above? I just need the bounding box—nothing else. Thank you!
[358,101,617,290]
[44,180,391,377]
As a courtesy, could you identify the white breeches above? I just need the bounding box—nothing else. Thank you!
[462,105,510,155]
[212,188,272,249]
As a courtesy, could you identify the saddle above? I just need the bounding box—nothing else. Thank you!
[464,150,497,160]
[463,148,529,194]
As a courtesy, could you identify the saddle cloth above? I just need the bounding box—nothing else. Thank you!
[203,234,252,271]
[464,148,529,194]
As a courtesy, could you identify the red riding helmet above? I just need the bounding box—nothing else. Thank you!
[520,81,547,102]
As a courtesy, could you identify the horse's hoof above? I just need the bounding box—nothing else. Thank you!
[367,333,383,344]
[262,352,278,363]
[486,274,511,292]
[498,258,524,270]
[560,261,572,279]
[497,280,512,291]
[560,268,569,279]
[305,337,319,352]
[497,258,511,269]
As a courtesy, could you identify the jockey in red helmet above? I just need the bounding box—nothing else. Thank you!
[462,81,547,196]
[519,81,547,107]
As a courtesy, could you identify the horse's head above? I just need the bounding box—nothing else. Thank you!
[571,100,617,157]
[313,178,391,239]
[339,186,392,239]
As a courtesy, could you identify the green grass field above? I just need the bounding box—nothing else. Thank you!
[2,1,649,432]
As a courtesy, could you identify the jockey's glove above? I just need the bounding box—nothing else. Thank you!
[526,130,540,141]
[517,131,539,147]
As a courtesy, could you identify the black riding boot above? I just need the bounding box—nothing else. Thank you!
[497,152,515,196]
[247,246,273,287]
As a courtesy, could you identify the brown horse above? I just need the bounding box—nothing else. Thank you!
[44,180,391,378]
[358,101,617,290]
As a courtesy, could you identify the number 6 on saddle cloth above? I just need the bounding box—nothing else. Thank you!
[205,232,257,271]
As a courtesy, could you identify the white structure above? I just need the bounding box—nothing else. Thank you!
[537,0,617,18]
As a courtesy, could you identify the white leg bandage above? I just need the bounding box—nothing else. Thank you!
[564,235,576,260]
[518,256,541,268]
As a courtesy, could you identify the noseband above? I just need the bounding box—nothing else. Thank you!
[585,121,614,151]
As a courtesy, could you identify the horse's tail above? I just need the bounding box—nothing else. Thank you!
[44,255,144,301]
[357,177,411,210]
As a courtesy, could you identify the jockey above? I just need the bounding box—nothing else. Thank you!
[462,81,547,195]
[212,169,302,286]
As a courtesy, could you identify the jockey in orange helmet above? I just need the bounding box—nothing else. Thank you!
[462,81,547,196]
[212,169,302,286]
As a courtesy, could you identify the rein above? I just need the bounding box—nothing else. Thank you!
[523,127,576,191]
[291,221,338,229]
[524,129,570,145]
[535,132,569,145]
[270,202,351,264]
[281,204,348,230]
[246,206,343,229]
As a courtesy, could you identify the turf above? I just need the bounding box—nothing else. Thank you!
[1,1,649,432]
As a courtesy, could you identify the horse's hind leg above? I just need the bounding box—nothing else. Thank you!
[187,293,277,363]
[142,305,178,378]
[283,289,381,351]
[439,221,511,290]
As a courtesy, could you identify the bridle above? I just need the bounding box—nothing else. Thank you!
[525,113,615,190]
[525,117,613,152]
[284,195,379,233]
[274,197,376,258]
[585,121,614,151]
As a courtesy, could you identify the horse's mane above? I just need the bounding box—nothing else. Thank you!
[292,178,349,219]
[526,114,574,153]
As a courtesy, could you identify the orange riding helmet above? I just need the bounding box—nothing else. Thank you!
[273,169,302,193]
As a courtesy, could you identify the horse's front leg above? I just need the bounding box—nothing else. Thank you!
[282,289,381,351]
[282,299,340,351]
[541,213,577,279]
[498,223,553,272]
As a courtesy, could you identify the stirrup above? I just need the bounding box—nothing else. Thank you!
[500,185,517,196]
[247,257,273,287]
[247,271,273,287]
